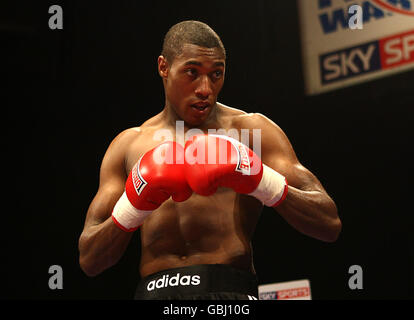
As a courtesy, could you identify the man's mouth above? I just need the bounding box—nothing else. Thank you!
[191,102,210,111]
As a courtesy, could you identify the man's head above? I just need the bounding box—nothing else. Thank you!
[158,21,226,127]
[161,20,226,64]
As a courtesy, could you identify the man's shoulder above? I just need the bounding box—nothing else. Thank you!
[114,127,143,142]
[113,112,163,144]
[105,127,143,155]
[220,105,288,148]
[219,104,278,130]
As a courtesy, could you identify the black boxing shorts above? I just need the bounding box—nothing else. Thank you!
[134,264,259,300]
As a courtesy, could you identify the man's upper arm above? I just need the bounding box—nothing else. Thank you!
[253,113,326,193]
[83,129,140,228]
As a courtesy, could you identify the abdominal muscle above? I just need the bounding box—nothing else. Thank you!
[139,188,262,278]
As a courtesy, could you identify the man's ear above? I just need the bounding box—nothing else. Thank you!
[158,55,169,78]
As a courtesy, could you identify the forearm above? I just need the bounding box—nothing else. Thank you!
[78,217,134,276]
[275,186,341,242]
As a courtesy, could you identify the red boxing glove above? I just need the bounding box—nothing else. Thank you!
[112,141,192,232]
[184,134,288,207]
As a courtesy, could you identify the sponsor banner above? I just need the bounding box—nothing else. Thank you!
[258,279,312,300]
[298,0,414,95]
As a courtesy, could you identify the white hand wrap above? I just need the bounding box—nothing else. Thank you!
[248,164,288,207]
[111,192,152,232]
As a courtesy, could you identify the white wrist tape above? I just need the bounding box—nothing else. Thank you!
[111,192,152,232]
[248,164,288,207]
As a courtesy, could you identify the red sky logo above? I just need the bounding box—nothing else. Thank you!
[319,29,414,84]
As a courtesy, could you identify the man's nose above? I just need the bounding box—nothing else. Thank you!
[195,75,213,99]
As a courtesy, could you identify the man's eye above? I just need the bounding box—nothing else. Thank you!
[213,70,223,79]
[186,69,197,76]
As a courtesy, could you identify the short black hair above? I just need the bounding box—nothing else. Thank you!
[161,20,226,63]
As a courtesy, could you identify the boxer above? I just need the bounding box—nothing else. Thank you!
[78,20,341,300]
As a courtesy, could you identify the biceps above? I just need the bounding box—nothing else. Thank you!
[259,123,324,192]
[272,158,325,193]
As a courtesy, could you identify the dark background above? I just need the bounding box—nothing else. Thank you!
[2,0,413,299]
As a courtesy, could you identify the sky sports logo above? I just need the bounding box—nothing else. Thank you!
[259,287,311,300]
[318,0,414,34]
[320,29,414,84]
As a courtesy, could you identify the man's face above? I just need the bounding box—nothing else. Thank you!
[159,43,225,127]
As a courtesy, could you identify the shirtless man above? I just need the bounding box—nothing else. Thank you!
[78,20,341,300]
